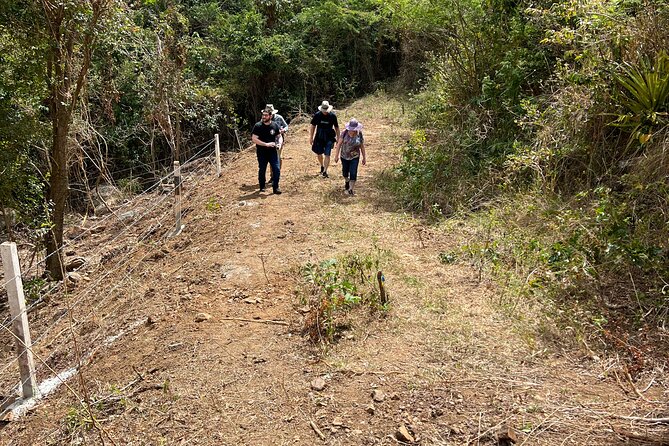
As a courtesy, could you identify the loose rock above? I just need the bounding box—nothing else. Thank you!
[194,312,212,322]
[65,257,87,272]
[371,389,385,402]
[396,424,415,443]
[311,377,326,391]
[498,425,518,445]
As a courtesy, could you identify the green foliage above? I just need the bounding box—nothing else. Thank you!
[23,278,46,304]
[300,250,387,344]
[611,52,669,146]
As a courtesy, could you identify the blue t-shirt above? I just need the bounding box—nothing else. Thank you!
[310,111,338,143]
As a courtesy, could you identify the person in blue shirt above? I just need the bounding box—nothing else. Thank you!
[309,100,340,178]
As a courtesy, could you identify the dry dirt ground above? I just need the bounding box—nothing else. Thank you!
[0,94,667,445]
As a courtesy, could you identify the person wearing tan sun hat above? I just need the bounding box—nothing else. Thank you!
[333,118,366,195]
[309,100,340,178]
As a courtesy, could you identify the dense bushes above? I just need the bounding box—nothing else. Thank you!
[391,0,669,346]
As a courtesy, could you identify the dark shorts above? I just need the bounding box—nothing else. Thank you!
[312,140,334,156]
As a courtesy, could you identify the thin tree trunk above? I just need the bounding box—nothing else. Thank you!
[45,110,70,280]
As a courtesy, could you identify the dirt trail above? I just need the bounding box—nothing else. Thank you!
[0,95,664,445]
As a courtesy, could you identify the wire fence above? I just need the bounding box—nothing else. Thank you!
[0,139,216,330]
[0,139,225,407]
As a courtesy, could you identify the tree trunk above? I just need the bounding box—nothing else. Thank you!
[45,109,70,280]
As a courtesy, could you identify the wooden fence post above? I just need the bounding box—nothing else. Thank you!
[171,161,184,237]
[234,129,243,151]
[215,134,222,177]
[0,242,37,398]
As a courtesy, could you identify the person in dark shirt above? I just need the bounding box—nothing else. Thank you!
[251,108,282,194]
[309,100,340,178]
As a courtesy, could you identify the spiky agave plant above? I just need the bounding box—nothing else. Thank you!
[611,52,669,147]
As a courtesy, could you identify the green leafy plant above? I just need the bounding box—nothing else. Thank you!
[300,251,387,344]
[612,52,669,146]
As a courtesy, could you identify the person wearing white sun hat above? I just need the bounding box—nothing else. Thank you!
[333,118,366,195]
[309,100,340,178]
[265,104,288,167]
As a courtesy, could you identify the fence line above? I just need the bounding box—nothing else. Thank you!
[0,150,220,401]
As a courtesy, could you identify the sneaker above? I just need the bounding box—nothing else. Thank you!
[348,189,354,196]
[320,165,324,174]
[260,186,266,192]
[273,188,282,195]
[322,171,329,178]
[344,181,350,190]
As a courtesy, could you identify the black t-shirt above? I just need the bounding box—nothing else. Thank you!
[252,121,281,149]
[310,111,338,143]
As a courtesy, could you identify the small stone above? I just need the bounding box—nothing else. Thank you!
[365,404,375,415]
[390,393,400,400]
[498,425,518,445]
[119,210,138,222]
[243,297,258,304]
[371,389,385,402]
[332,418,343,427]
[396,425,415,443]
[66,272,84,283]
[194,312,212,322]
[311,377,326,391]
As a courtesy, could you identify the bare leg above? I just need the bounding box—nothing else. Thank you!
[348,180,356,194]
[323,155,330,172]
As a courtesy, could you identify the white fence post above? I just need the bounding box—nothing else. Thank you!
[0,242,37,398]
[215,134,222,177]
[171,161,184,237]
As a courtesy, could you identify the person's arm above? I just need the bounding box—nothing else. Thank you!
[334,125,340,144]
[360,144,366,165]
[333,132,343,164]
[278,116,288,132]
[309,125,315,145]
[252,134,275,147]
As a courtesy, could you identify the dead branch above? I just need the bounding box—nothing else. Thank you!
[219,317,288,326]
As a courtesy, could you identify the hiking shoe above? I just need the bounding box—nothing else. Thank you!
[322,171,329,178]
[260,186,266,192]
[344,181,350,190]
[273,188,282,195]
[347,189,354,196]
[320,165,324,174]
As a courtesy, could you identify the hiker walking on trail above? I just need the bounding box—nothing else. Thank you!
[251,107,282,194]
[309,100,339,178]
[334,118,366,195]
[266,104,288,170]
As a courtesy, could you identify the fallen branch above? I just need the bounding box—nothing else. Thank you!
[219,317,288,326]
[617,415,669,424]
[310,419,326,440]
